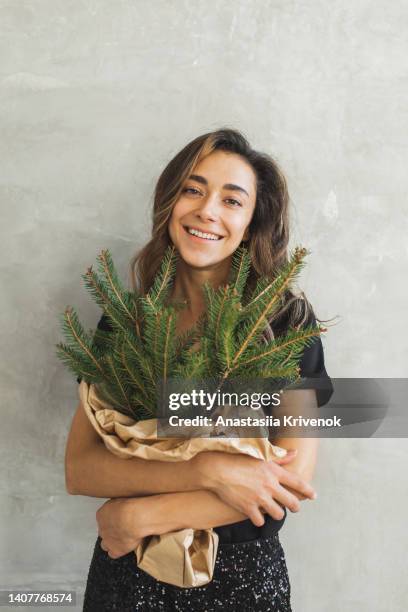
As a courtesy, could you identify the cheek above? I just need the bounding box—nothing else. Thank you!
[168,202,189,243]
[169,200,189,225]
[227,213,252,237]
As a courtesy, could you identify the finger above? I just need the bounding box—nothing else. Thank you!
[283,485,308,501]
[248,506,266,527]
[279,471,317,500]
[273,455,296,466]
[272,485,301,513]
[100,539,108,552]
[273,449,297,465]
[260,499,285,521]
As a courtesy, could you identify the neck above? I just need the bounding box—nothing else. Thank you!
[169,256,232,317]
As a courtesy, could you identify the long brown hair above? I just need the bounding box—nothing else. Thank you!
[129,127,331,334]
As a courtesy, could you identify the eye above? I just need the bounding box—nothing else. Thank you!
[183,187,200,195]
[182,188,242,207]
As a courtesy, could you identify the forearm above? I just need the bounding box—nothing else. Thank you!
[66,441,203,498]
[271,436,319,482]
[270,388,319,490]
[140,490,247,536]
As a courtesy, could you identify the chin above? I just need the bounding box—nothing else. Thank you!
[178,250,222,269]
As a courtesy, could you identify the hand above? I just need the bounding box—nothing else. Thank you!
[195,450,317,527]
[96,498,146,559]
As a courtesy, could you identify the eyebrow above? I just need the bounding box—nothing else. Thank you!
[188,174,250,198]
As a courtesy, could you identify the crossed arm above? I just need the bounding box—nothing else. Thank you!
[65,389,319,556]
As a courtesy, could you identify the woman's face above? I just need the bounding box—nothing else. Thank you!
[168,150,257,270]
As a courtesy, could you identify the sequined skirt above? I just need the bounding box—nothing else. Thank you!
[83,534,291,611]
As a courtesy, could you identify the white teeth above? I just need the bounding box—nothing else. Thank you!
[187,227,221,240]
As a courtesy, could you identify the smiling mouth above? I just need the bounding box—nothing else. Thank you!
[183,226,224,241]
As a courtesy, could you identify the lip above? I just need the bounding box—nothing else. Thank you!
[182,225,225,241]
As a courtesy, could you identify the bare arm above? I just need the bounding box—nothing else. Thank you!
[95,488,250,559]
[141,390,320,534]
[65,398,315,523]
[98,467,312,559]
[269,388,320,498]
[96,389,321,559]
[138,489,248,536]
[65,400,204,497]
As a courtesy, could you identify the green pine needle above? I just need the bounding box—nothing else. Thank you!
[147,245,178,306]
[57,244,326,422]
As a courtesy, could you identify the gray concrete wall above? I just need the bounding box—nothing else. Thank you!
[1,2,407,610]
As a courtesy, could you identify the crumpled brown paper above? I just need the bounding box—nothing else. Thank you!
[135,528,218,588]
[78,380,287,588]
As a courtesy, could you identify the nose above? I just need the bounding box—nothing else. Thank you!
[194,194,219,222]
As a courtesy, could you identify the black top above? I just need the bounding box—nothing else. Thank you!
[78,309,334,544]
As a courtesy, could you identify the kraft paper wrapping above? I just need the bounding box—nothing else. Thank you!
[78,380,287,588]
[135,529,218,588]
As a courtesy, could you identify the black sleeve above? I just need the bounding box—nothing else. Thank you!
[296,313,334,407]
[270,307,334,408]
[76,314,113,384]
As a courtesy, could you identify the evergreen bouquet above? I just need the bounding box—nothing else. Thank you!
[56,245,325,587]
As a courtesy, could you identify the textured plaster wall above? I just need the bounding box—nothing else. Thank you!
[1,2,407,610]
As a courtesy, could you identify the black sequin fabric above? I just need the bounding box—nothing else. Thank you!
[83,534,291,611]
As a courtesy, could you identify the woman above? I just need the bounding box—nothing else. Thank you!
[66,128,334,611]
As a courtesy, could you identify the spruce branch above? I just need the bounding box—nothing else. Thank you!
[175,325,199,357]
[234,325,322,374]
[82,267,133,334]
[57,243,327,422]
[97,250,136,322]
[155,306,178,382]
[227,246,251,297]
[55,343,101,381]
[123,331,156,390]
[94,380,131,415]
[115,339,156,416]
[242,247,308,317]
[60,307,106,377]
[104,354,133,412]
[230,246,309,367]
[82,266,112,309]
[147,245,178,306]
